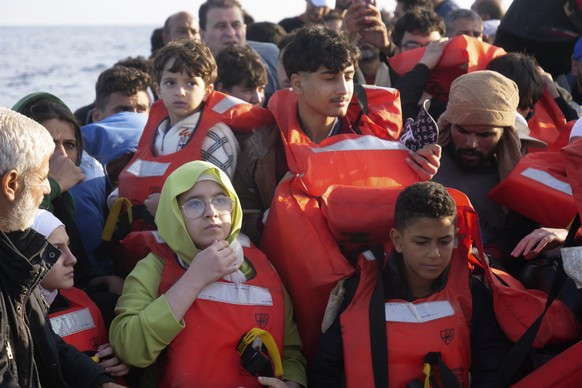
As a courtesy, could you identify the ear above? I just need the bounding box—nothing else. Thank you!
[203,83,214,102]
[153,82,161,98]
[1,170,20,203]
[290,73,304,95]
[389,228,403,253]
[92,108,102,123]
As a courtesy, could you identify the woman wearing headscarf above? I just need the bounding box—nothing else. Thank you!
[109,161,306,388]
[32,209,130,378]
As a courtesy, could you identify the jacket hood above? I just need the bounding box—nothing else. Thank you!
[81,111,146,165]
[155,160,242,263]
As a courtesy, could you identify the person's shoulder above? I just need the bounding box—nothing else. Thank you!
[247,41,279,62]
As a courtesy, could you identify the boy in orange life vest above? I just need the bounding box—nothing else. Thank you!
[32,210,130,378]
[312,182,510,387]
[234,25,441,240]
[109,161,306,387]
[114,39,240,218]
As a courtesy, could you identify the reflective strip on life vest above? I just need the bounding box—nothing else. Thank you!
[197,282,273,306]
[125,159,171,177]
[50,308,96,337]
[385,301,455,323]
[211,95,246,114]
[309,135,407,153]
[521,167,573,196]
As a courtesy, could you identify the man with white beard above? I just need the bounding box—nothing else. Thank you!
[0,108,121,387]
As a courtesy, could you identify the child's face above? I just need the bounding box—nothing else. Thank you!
[224,84,265,106]
[178,180,232,250]
[390,216,456,297]
[291,64,355,122]
[155,58,213,125]
[41,226,77,291]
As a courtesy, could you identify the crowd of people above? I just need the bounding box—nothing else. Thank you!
[2,0,582,386]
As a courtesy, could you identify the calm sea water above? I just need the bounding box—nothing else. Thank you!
[0,26,154,112]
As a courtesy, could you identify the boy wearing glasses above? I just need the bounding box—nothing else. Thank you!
[110,161,306,388]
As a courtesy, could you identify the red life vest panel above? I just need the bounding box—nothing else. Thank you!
[527,91,568,151]
[153,238,285,388]
[389,35,506,103]
[487,150,577,228]
[511,337,582,387]
[260,88,421,361]
[459,189,581,349]
[48,287,108,353]
[341,240,472,388]
[118,92,275,206]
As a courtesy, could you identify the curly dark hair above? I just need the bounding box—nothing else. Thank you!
[392,9,446,48]
[394,182,457,231]
[282,24,360,79]
[152,40,217,87]
[95,66,151,111]
[216,45,267,90]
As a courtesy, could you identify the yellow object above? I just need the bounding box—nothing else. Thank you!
[102,197,133,241]
[237,327,283,377]
[423,362,431,388]
[91,355,100,363]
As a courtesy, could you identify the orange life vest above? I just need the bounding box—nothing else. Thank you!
[388,35,506,103]
[153,237,285,388]
[341,246,472,388]
[511,337,582,387]
[48,287,108,353]
[527,91,569,150]
[260,88,421,361]
[487,150,577,228]
[118,92,275,206]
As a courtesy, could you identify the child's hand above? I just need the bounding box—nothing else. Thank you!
[96,343,131,377]
[188,240,239,287]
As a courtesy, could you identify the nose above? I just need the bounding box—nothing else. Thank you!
[176,85,186,96]
[464,133,478,149]
[204,201,219,218]
[224,23,235,37]
[250,90,264,106]
[337,78,349,96]
[54,143,67,157]
[427,243,440,259]
[63,248,77,266]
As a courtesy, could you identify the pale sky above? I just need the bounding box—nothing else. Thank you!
[0,0,512,26]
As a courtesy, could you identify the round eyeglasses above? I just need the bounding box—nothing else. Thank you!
[180,196,234,219]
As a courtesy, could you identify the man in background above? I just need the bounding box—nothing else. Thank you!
[162,11,200,45]
[199,0,280,101]
[446,8,483,41]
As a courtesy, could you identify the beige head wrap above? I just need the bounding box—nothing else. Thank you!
[437,70,522,179]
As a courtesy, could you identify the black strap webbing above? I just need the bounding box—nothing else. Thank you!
[369,246,389,388]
